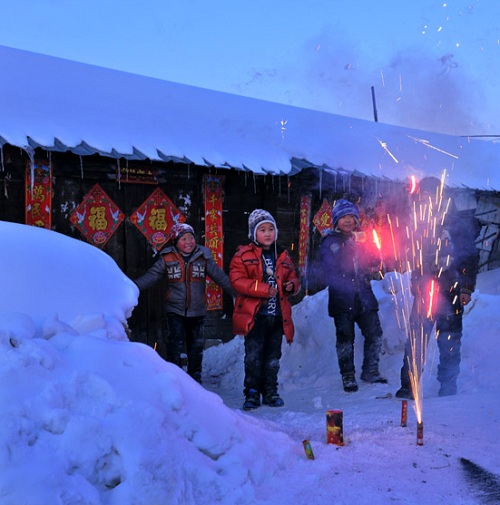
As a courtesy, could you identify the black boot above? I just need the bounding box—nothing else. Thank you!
[342,374,358,392]
[395,386,414,400]
[243,389,261,410]
[360,370,388,384]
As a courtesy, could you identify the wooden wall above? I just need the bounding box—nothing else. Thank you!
[2,145,497,359]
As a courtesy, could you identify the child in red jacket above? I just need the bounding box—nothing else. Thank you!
[230,209,300,410]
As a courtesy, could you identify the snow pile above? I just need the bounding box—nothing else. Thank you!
[0,221,138,337]
[0,220,499,504]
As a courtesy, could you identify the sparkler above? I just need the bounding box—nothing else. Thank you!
[372,229,382,251]
[409,175,417,195]
[371,228,385,278]
[426,279,436,319]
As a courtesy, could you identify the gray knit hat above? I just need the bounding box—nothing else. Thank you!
[248,209,278,242]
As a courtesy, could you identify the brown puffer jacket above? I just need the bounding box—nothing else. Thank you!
[229,242,300,343]
[135,244,233,317]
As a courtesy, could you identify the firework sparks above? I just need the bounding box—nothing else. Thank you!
[376,138,399,163]
[385,171,455,439]
[406,135,459,159]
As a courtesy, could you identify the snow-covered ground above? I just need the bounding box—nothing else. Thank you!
[0,220,499,504]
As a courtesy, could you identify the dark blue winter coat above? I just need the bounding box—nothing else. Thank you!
[320,230,382,317]
[410,211,478,317]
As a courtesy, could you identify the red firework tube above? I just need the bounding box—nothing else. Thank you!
[326,410,344,446]
[401,400,408,427]
[417,421,424,446]
[302,440,315,460]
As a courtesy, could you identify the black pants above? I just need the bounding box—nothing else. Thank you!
[332,296,383,377]
[165,313,205,382]
[244,315,284,396]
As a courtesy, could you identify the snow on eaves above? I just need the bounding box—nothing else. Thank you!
[1,45,499,189]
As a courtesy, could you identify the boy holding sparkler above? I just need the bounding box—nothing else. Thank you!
[320,199,387,392]
[395,177,479,399]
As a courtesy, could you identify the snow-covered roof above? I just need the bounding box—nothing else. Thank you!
[1,45,499,190]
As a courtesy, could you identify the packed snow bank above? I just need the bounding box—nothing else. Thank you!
[0,221,138,337]
[0,323,298,505]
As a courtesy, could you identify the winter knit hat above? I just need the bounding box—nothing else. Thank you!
[169,223,195,244]
[248,209,278,242]
[331,199,360,229]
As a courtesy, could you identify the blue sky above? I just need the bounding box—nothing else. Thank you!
[1,0,499,136]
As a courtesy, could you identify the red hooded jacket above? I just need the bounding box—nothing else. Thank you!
[229,242,300,343]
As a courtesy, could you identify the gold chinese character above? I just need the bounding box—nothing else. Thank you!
[30,202,42,218]
[207,236,220,250]
[149,208,167,231]
[89,206,108,230]
[33,185,45,202]
[320,213,330,227]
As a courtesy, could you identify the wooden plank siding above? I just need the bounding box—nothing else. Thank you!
[2,145,499,358]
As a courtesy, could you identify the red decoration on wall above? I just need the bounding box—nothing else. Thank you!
[298,195,311,278]
[25,160,52,229]
[70,183,124,248]
[313,199,333,236]
[204,175,225,310]
[129,187,185,251]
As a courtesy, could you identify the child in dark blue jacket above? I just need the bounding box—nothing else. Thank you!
[320,199,387,392]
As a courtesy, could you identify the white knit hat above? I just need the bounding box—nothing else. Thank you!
[169,223,195,244]
[248,209,278,242]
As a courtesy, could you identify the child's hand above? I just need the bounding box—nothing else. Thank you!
[283,281,294,294]
[268,286,278,297]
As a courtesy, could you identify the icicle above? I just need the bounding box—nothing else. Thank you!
[117,159,121,190]
[4,172,10,198]
[79,155,84,179]
[319,169,323,199]
[24,145,35,194]
[188,163,191,179]
[272,175,275,193]
[253,172,257,194]
[0,144,4,172]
